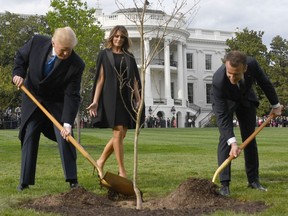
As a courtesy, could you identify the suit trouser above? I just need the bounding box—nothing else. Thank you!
[218,102,259,185]
[19,108,77,185]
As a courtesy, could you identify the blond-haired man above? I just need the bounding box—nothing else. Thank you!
[12,27,85,191]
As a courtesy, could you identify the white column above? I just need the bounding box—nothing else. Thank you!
[144,38,153,104]
[183,44,188,105]
[164,39,172,104]
[177,41,184,103]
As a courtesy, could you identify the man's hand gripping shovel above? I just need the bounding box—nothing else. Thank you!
[212,114,276,183]
[20,85,135,196]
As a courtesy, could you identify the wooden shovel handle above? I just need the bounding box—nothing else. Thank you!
[20,85,101,173]
[212,114,275,183]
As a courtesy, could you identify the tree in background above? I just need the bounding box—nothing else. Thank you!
[0,12,48,66]
[0,12,49,120]
[226,28,271,116]
[269,36,288,114]
[0,65,18,125]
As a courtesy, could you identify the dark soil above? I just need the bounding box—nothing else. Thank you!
[21,177,268,216]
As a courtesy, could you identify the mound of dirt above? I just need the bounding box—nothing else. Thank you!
[21,178,269,216]
[157,177,220,209]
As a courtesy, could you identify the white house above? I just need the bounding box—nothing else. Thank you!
[95,6,235,128]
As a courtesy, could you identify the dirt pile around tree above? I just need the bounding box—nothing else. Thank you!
[21,177,269,216]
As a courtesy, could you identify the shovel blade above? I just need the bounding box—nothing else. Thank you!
[100,171,135,196]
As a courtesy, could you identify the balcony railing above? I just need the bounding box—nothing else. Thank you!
[136,58,178,67]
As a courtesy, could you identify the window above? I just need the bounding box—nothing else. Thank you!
[206,83,212,104]
[205,54,212,70]
[186,53,193,69]
[187,83,194,103]
[171,82,174,99]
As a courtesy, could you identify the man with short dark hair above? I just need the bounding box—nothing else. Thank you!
[212,51,282,196]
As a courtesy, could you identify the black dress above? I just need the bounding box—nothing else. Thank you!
[91,49,144,129]
[113,53,130,127]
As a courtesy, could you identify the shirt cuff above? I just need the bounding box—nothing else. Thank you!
[272,103,280,109]
[63,123,72,128]
[227,137,237,146]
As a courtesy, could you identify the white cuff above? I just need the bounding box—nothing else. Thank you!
[63,123,72,128]
[272,103,280,109]
[227,137,237,146]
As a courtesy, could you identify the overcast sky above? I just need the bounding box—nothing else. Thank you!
[1,0,287,48]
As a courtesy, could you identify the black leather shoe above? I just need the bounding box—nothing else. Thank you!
[17,184,29,191]
[70,182,80,189]
[219,185,230,196]
[248,181,267,191]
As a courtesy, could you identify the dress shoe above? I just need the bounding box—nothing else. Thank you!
[248,181,267,191]
[17,184,29,191]
[219,185,230,196]
[70,182,80,189]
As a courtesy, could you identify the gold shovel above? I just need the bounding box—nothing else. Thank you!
[212,114,275,183]
[20,85,135,196]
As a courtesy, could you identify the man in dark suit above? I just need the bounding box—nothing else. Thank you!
[12,27,85,191]
[211,51,282,196]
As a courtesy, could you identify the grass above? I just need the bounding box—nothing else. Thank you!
[0,127,288,215]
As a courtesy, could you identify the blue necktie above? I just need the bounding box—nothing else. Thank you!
[44,55,57,77]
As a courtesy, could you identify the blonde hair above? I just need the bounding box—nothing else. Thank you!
[52,27,78,48]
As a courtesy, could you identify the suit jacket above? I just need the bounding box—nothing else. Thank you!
[12,35,85,141]
[91,48,144,128]
[211,56,278,141]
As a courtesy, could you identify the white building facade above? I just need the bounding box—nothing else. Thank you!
[95,8,234,128]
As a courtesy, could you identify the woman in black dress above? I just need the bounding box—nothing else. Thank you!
[87,25,142,179]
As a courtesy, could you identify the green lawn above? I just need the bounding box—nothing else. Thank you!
[0,127,287,215]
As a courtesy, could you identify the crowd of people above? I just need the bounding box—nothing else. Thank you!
[145,116,176,128]
[257,115,288,127]
[0,107,21,129]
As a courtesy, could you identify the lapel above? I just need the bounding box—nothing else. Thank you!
[38,42,52,80]
[123,52,131,78]
[41,52,74,82]
[105,49,115,69]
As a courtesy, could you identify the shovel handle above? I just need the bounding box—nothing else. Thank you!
[212,114,275,183]
[20,85,101,173]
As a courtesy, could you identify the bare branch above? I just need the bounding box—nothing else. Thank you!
[112,0,201,209]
